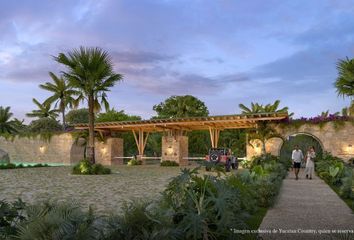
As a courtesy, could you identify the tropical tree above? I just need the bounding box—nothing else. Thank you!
[153,95,209,119]
[239,101,287,155]
[66,108,89,125]
[96,108,141,122]
[335,57,354,99]
[55,47,123,163]
[39,72,78,130]
[26,98,59,120]
[0,106,17,134]
[239,100,290,114]
[335,57,354,116]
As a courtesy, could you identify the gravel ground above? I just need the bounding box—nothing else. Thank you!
[259,169,354,240]
[0,165,187,215]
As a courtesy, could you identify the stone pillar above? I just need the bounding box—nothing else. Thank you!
[161,135,189,166]
[95,138,124,166]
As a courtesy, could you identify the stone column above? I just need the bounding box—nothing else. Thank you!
[95,137,124,166]
[161,135,189,166]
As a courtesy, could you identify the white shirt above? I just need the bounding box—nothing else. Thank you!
[292,149,304,163]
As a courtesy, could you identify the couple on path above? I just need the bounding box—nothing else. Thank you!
[292,145,316,180]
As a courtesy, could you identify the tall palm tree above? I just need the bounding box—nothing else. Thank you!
[26,98,59,119]
[55,47,123,163]
[0,106,17,134]
[40,72,78,130]
[335,57,354,99]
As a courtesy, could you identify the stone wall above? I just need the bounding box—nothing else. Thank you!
[247,122,354,161]
[0,134,124,166]
[161,135,189,166]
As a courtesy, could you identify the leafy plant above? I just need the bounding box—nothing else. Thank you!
[127,159,142,166]
[0,199,26,238]
[72,159,111,175]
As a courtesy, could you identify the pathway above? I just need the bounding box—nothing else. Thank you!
[259,169,354,240]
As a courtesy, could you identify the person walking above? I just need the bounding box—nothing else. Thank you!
[292,145,304,180]
[305,146,316,179]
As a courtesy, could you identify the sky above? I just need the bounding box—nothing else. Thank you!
[0,0,354,122]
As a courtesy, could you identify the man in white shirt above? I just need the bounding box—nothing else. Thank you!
[292,145,304,180]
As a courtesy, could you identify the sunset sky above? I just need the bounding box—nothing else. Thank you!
[1,0,354,121]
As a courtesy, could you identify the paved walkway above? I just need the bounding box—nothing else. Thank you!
[259,169,354,240]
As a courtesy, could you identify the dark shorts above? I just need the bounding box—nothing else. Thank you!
[293,162,301,168]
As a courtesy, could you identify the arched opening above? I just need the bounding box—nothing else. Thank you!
[0,148,10,164]
[70,139,86,165]
[279,133,324,165]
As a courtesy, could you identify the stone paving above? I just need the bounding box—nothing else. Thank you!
[259,169,354,240]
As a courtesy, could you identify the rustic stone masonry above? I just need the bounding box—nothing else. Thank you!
[247,122,354,161]
[161,135,189,166]
[0,133,124,166]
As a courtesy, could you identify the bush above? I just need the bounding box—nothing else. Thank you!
[65,108,89,125]
[160,160,179,167]
[127,159,142,166]
[72,159,111,175]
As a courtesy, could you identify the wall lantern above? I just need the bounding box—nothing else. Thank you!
[167,146,174,155]
[39,146,45,154]
[101,146,107,154]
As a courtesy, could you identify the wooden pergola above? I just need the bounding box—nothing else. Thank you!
[75,112,288,156]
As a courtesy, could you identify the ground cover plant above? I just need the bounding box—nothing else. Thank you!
[160,160,179,166]
[0,154,287,239]
[316,152,354,211]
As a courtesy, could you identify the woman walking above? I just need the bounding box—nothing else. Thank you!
[305,146,316,179]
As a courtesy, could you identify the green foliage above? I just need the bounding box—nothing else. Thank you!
[0,106,18,134]
[0,199,26,238]
[160,160,179,167]
[15,201,99,240]
[66,108,90,125]
[316,152,354,199]
[335,57,354,99]
[0,163,49,170]
[152,95,209,119]
[72,159,111,175]
[239,100,291,115]
[96,109,141,122]
[26,98,59,120]
[28,117,62,133]
[127,159,142,166]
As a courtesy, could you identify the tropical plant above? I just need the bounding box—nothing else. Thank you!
[153,95,209,119]
[72,159,111,175]
[96,109,141,122]
[66,108,90,125]
[55,46,123,163]
[26,98,59,120]
[28,117,62,133]
[14,201,99,240]
[335,57,354,100]
[239,100,290,115]
[40,72,79,130]
[0,106,17,134]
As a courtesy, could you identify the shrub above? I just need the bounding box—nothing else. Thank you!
[160,160,179,167]
[127,159,142,166]
[72,160,111,175]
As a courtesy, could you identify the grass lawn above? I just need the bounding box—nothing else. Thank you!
[0,165,187,214]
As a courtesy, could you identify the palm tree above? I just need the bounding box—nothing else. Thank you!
[239,100,290,114]
[335,57,354,99]
[26,98,59,119]
[239,100,288,155]
[0,106,17,134]
[40,72,78,130]
[55,47,123,163]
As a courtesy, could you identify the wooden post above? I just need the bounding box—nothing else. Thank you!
[209,127,221,148]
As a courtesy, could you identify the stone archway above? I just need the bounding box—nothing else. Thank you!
[279,132,324,164]
[0,148,10,164]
